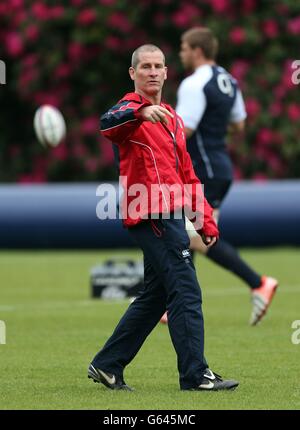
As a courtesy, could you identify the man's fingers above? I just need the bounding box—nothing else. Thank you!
[202,235,217,247]
[154,109,169,124]
[142,106,174,124]
[149,115,157,123]
[157,106,174,118]
[206,237,217,248]
[153,109,166,121]
[148,109,167,125]
[150,112,162,123]
[203,237,211,245]
[154,107,173,124]
[150,111,168,124]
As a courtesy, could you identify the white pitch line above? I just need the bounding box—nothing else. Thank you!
[0,305,15,311]
[0,300,97,313]
[202,285,299,297]
[0,285,298,313]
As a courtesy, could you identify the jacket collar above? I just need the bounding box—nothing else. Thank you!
[120,92,151,104]
[120,92,171,106]
[120,92,173,111]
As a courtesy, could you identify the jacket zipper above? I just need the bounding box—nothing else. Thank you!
[170,131,179,173]
[163,116,179,173]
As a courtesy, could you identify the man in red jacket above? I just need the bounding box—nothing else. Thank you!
[88,44,238,391]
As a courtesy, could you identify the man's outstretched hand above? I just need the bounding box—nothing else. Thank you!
[139,105,174,125]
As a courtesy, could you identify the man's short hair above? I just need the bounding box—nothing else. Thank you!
[181,27,218,60]
[131,44,165,68]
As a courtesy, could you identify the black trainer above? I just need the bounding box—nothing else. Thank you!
[88,364,133,391]
[189,369,239,391]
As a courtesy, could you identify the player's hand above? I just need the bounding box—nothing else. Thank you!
[201,235,217,248]
[139,105,174,125]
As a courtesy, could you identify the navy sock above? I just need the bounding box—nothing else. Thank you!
[206,239,261,289]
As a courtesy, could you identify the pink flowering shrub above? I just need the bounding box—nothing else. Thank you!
[0,0,299,182]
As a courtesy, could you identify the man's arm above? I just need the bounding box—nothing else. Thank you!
[228,88,247,135]
[228,119,245,135]
[184,127,195,139]
[186,120,245,140]
[101,102,174,142]
[182,149,219,242]
[100,100,150,142]
[176,78,206,139]
[175,115,219,242]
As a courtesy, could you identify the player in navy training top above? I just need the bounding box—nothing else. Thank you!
[161,27,278,326]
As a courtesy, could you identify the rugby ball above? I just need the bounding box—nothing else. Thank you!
[34,105,66,147]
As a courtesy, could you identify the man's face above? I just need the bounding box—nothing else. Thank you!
[179,41,195,71]
[129,50,167,97]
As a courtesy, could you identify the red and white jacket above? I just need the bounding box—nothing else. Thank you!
[100,92,219,238]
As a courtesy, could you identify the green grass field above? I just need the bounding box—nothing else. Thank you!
[0,248,299,410]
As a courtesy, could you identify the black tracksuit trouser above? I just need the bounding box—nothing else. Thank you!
[92,217,208,389]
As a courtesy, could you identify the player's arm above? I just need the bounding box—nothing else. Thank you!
[228,89,247,135]
[101,102,174,142]
[176,79,206,139]
[100,100,151,142]
[176,116,219,244]
[183,150,219,245]
[228,119,245,135]
[184,127,195,139]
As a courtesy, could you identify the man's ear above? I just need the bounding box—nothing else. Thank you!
[129,67,135,81]
[164,66,168,80]
[194,46,204,60]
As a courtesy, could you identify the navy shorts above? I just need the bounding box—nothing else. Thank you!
[202,179,232,209]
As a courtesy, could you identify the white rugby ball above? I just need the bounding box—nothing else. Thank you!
[34,105,66,147]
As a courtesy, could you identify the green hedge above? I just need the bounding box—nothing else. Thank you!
[0,0,300,182]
